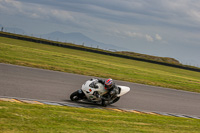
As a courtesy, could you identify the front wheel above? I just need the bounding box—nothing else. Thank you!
[70,91,79,101]
[110,97,120,104]
[101,100,109,107]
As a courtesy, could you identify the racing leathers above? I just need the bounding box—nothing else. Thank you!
[96,79,119,100]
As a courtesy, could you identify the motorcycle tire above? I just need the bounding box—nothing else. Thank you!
[110,97,120,104]
[70,91,79,101]
[101,100,108,107]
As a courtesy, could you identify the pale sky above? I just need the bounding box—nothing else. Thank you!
[0,0,200,66]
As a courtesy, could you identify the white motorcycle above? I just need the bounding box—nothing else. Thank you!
[70,78,130,107]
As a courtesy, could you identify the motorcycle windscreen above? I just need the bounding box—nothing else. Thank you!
[117,86,130,97]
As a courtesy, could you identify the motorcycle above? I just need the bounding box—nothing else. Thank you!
[70,78,130,107]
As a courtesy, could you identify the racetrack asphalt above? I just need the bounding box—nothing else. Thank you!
[1,63,200,117]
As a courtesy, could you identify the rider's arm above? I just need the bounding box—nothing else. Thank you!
[97,79,105,84]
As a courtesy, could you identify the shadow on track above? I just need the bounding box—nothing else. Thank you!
[61,99,116,108]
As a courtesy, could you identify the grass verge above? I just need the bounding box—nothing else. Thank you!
[0,101,200,133]
[0,37,200,92]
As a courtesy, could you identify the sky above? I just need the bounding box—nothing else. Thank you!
[0,0,200,66]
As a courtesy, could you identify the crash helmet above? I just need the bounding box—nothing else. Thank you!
[105,78,113,90]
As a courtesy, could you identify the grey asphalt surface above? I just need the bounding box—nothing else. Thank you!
[0,63,200,117]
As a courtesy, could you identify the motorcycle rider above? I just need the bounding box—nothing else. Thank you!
[95,78,119,99]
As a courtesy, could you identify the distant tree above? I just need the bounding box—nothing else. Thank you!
[1,27,3,32]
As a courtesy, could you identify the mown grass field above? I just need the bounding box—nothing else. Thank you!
[0,36,200,93]
[0,101,200,133]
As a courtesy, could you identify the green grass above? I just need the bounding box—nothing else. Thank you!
[0,37,200,93]
[0,101,200,133]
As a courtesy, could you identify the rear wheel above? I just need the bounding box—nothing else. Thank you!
[70,91,79,101]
